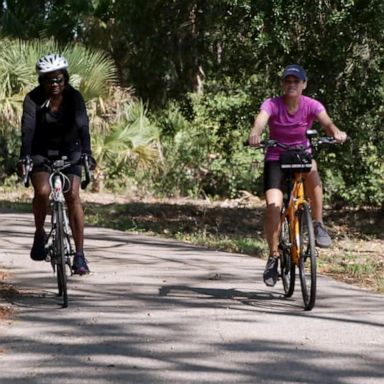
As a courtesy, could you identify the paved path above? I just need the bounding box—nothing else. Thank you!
[0,213,383,384]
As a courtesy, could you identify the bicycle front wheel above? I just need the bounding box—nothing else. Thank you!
[298,203,316,310]
[54,203,68,308]
[279,216,295,297]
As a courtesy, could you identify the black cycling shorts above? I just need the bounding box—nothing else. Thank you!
[263,161,286,193]
[31,151,82,178]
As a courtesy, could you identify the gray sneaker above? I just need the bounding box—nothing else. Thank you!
[313,221,332,248]
[263,256,279,287]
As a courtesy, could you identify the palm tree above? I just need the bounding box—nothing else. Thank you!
[0,38,117,167]
[0,38,162,191]
[91,99,163,192]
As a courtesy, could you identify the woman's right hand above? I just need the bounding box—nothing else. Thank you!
[17,160,25,178]
[249,110,269,146]
[333,130,348,143]
[248,131,262,147]
[17,156,32,178]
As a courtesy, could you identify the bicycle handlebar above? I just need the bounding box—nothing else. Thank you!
[80,154,91,190]
[258,137,337,150]
[21,157,33,188]
[21,154,94,190]
[245,130,339,151]
[50,156,92,190]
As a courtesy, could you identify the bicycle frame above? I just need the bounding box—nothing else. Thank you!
[279,166,317,310]
[51,173,66,203]
[283,172,307,264]
[48,171,74,263]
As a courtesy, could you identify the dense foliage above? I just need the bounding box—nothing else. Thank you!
[0,1,383,206]
[0,39,161,191]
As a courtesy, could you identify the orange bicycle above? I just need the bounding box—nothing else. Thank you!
[260,130,336,310]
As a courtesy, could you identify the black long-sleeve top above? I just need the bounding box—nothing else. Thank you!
[20,84,91,158]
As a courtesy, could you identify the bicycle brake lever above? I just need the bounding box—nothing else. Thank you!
[318,137,337,145]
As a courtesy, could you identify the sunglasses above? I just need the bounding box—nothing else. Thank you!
[45,77,65,85]
[283,78,301,84]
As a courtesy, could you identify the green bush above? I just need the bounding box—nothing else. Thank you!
[151,79,269,198]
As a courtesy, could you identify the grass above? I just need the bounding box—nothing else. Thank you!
[318,249,384,293]
[0,188,383,293]
[174,232,267,256]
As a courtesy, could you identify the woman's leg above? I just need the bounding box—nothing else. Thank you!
[305,160,332,248]
[30,171,51,259]
[262,161,284,286]
[304,160,323,222]
[264,188,284,256]
[64,175,89,274]
[64,175,84,252]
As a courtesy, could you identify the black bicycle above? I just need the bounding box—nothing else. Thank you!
[23,154,92,307]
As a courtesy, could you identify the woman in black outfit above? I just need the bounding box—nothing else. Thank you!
[20,53,92,275]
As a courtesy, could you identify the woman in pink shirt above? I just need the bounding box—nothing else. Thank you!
[249,64,347,287]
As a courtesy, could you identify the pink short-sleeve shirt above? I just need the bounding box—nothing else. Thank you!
[261,95,325,161]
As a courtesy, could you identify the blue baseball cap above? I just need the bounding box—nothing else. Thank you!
[282,64,307,81]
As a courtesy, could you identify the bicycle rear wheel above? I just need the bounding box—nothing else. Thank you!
[279,216,295,297]
[54,203,68,308]
[298,203,316,310]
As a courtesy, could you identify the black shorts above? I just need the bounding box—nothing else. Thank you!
[263,161,286,193]
[31,152,82,178]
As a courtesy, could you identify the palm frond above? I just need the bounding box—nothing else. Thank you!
[91,100,162,172]
[63,44,117,101]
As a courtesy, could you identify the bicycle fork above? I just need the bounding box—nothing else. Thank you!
[47,176,73,272]
[287,181,306,265]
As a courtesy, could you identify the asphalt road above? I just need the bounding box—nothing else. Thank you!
[0,212,383,384]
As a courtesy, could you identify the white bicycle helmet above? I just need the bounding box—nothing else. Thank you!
[36,53,68,75]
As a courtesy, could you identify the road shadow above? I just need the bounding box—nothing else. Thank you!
[158,284,299,310]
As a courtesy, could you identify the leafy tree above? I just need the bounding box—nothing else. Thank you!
[0,38,116,179]
[0,1,46,38]
[0,1,383,205]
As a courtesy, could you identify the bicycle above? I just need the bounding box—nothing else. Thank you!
[23,154,92,308]
[252,130,336,310]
